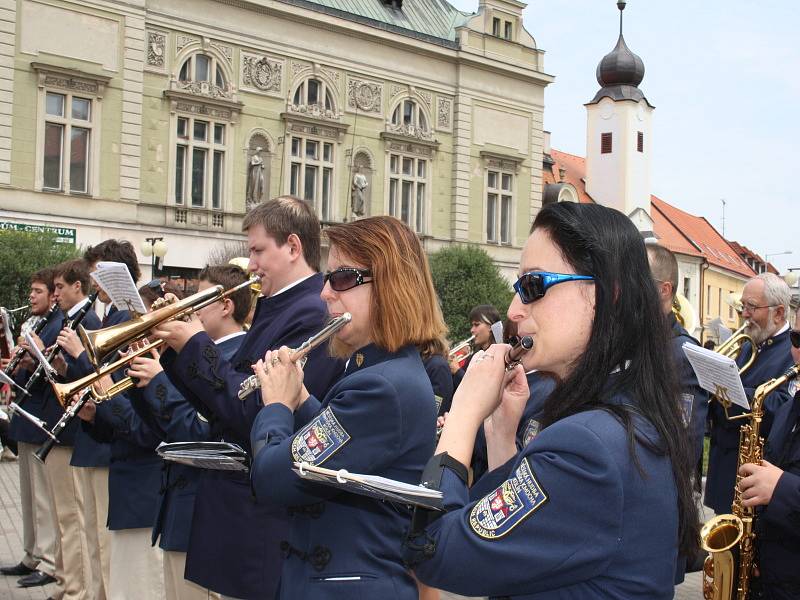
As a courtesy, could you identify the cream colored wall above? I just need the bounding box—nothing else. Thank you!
[1,0,551,273]
[702,267,749,341]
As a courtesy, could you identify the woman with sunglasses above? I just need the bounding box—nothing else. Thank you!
[407,202,699,599]
[249,215,446,600]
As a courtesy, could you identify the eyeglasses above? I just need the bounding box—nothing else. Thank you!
[513,271,594,304]
[323,267,372,292]
[741,302,778,314]
[790,330,800,349]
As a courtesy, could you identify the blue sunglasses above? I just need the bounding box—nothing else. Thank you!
[513,271,594,304]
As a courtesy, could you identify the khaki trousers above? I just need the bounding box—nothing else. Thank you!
[42,445,89,600]
[74,466,110,600]
[163,550,218,600]
[108,528,164,600]
[17,441,57,576]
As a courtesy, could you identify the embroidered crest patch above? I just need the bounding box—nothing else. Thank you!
[522,418,540,446]
[291,407,351,465]
[469,458,547,540]
[434,395,443,413]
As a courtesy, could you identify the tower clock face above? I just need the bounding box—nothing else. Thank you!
[600,101,614,120]
[637,103,645,121]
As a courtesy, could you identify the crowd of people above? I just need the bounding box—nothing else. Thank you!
[0,196,797,600]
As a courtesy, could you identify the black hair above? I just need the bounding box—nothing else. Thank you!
[469,304,500,325]
[84,239,142,283]
[533,201,699,556]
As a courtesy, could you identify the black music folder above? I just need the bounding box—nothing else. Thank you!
[157,441,249,472]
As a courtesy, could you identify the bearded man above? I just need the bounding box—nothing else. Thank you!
[705,272,795,514]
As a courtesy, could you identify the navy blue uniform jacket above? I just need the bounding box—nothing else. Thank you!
[409,393,679,599]
[755,387,800,598]
[131,334,243,554]
[250,343,436,600]
[424,354,454,416]
[66,308,112,467]
[706,329,794,513]
[10,307,70,444]
[84,338,163,530]
[472,372,555,482]
[161,274,343,600]
[668,313,708,467]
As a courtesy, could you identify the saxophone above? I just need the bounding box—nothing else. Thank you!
[700,363,800,600]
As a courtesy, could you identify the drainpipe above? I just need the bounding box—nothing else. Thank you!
[698,257,709,343]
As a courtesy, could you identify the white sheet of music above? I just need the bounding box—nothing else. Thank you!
[91,261,147,315]
[682,342,750,410]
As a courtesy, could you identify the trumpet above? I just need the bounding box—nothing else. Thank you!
[237,313,352,400]
[448,335,475,365]
[79,276,260,367]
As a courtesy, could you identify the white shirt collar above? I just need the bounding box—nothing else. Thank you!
[271,273,314,298]
[775,322,790,337]
[214,331,246,345]
[67,297,91,318]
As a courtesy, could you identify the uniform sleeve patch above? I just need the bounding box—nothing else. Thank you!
[522,418,540,446]
[434,395,443,413]
[469,458,548,540]
[290,407,351,466]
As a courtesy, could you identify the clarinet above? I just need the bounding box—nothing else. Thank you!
[23,292,99,395]
[3,303,58,379]
[34,387,92,462]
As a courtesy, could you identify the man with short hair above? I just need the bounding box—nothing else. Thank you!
[706,272,795,514]
[646,244,708,471]
[47,258,100,600]
[152,197,343,600]
[0,268,61,592]
[58,239,142,600]
[738,304,800,599]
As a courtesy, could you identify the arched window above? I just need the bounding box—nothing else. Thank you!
[391,99,428,133]
[293,78,334,112]
[178,53,227,90]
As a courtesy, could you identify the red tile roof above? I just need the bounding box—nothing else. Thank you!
[546,149,757,279]
[728,241,779,275]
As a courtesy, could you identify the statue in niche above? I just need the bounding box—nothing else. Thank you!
[246,147,266,209]
[351,166,368,217]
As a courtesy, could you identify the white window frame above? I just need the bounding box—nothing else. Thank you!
[386,151,428,234]
[286,134,336,221]
[178,53,227,91]
[390,98,429,135]
[33,66,106,196]
[172,115,228,210]
[292,78,335,112]
[485,167,514,245]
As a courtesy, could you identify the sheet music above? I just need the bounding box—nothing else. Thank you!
[24,331,56,381]
[91,262,147,315]
[682,342,750,410]
[292,462,444,510]
[490,321,504,345]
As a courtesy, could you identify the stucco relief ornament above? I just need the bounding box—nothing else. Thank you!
[243,56,281,92]
[147,32,165,68]
[348,81,381,113]
[438,98,451,128]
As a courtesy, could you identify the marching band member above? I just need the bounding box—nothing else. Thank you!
[128,266,248,600]
[407,202,699,599]
[450,304,500,391]
[739,305,800,600]
[153,197,343,600]
[421,335,453,417]
[249,215,444,600]
[59,240,140,600]
[1,268,61,591]
[706,273,794,515]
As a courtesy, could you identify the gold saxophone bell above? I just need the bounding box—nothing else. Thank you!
[79,276,260,367]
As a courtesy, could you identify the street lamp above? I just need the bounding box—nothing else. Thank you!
[141,237,168,278]
[784,268,800,288]
[765,250,792,264]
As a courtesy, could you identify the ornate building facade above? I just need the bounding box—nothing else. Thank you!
[0,0,551,279]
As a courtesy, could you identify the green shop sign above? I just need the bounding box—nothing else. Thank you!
[0,221,77,245]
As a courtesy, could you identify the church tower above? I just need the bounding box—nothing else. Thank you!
[585,1,654,236]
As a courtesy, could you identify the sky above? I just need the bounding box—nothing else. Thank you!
[448,0,799,273]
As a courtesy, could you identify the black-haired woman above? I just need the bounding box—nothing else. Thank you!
[407,202,699,599]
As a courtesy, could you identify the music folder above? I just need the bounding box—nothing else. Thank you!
[156,441,249,472]
[682,342,750,410]
[292,462,444,510]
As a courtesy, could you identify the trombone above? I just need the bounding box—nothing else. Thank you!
[79,276,260,367]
